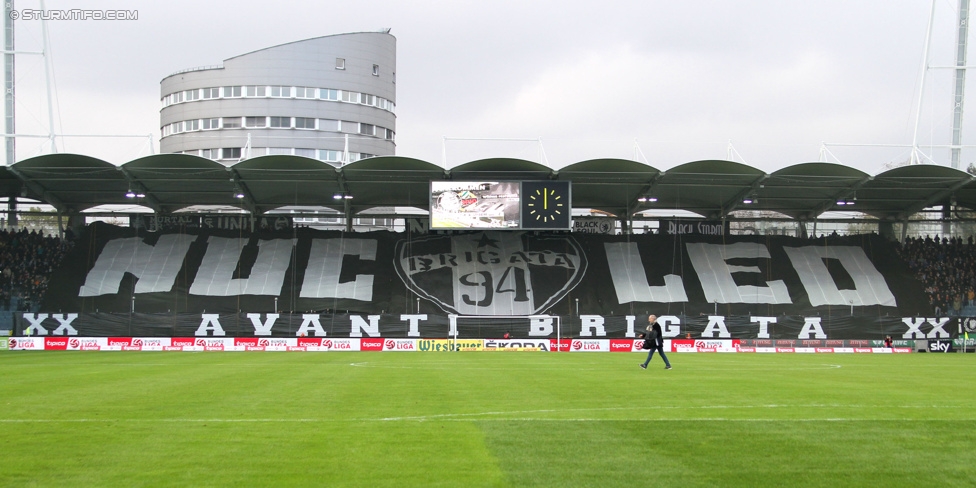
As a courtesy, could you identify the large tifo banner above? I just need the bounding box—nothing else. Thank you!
[33,222,939,338]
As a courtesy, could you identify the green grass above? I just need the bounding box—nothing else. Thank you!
[1,351,974,487]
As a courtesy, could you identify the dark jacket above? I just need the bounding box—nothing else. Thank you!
[651,322,664,347]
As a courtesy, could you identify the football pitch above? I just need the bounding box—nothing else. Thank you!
[1,351,974,487]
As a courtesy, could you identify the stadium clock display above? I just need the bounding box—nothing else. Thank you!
[521,181,571,230]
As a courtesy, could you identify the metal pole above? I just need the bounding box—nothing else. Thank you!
[39,0,56,153]
[4,0,15,166]
[950,0,971,169]
[911,0,939,164]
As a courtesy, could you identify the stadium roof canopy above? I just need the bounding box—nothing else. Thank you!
[2,153,976,221]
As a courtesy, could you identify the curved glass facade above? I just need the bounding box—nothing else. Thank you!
[160,32,396,166]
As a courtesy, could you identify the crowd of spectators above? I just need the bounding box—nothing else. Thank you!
[896,235,976,316]
[0,228,73,312]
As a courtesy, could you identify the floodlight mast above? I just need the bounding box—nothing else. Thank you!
[950,0,971,169]
[910,0,938,165]
[911,0,972,168]
[4,1,13,167]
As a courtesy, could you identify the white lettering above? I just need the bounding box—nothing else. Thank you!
[783,246,896,307]
[926,317,950,338]
[701,316,731,338]
[658,315,682,338]
[687,242,791,304]
[604,242,688,304]
[625,315,637,338]
[79,235,193,296]
[902,317,926,339]
[195,314,226,336]
[529,316,554,336]
[798,317,827,339]
[245,313,279,336]
[190,237,294,296]
[301,238,376,300]
[296,314,326,337]
[400,314,427,337]
[22,313,49,335]
[750,316,776,339]
[350,315,381,337]
[51,313,79,336]
[579,315,606,337]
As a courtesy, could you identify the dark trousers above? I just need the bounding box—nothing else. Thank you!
[642,344,671,368]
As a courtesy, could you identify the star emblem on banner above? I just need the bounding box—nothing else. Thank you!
[475,233,500,249]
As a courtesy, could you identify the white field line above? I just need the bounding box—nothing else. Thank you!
[0,404,966,423]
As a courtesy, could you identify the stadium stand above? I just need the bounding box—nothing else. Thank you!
[896,235,976,316]
[0,228,73,317]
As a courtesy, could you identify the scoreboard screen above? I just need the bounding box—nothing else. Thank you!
[429,181,570,230]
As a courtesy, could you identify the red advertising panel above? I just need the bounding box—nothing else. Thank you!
[360,338,385,352]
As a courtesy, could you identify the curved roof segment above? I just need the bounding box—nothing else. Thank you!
[5,154,975,220]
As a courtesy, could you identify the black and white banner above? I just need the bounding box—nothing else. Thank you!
[42,223,927,318]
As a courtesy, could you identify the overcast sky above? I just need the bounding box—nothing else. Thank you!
[5,0,972,174]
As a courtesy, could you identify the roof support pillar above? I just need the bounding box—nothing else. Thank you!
[6,193,15,228]
[344,197,352,232]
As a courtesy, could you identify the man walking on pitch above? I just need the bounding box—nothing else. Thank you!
[640,314,672,370]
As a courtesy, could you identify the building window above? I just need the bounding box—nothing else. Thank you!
[224,86,242,97]
[294,117,315,129]
[171,92,184,104]
[385,128,395,141]
[269,116,291,128]
[335,58,345,70]
[246,86,266,97]
[359,123,375,136]
[318,119,339,131]
[295,148,315,158]
[222,147,241,160]
[222,117,242,129]
[295,87,315,98]
[361,94,375,106]
[185,119,199,131]
[202,118,219,130]
[185,89,200,101]
[270,86,291,97]
[245,116,267,128]
[201,148,219,160]
[202,87,220,99]
[340,121,358,134]
[373,64,379,76]
[268,147,291,155]
[341,91,358,103]
[319,149,341,162]
[319,88,338,100]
